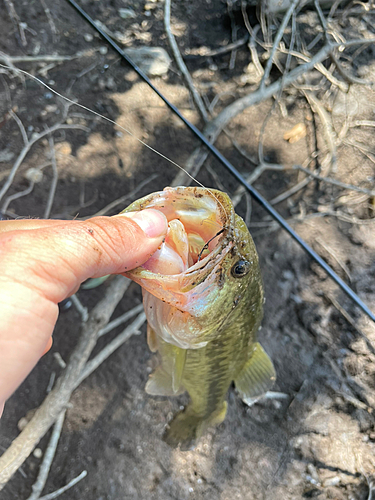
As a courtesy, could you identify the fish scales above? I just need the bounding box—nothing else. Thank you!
[123,186,276,449]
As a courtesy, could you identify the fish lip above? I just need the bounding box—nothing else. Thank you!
[124,186,235,285]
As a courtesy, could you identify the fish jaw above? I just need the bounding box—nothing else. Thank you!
[123,187,238,347]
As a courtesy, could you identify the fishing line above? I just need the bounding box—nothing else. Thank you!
[64,0,375,325]
[197,228,225,262]
[0,62,228,225]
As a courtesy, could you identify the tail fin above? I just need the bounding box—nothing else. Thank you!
[163,402,227,450]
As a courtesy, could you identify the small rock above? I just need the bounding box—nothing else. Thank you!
[84,33,93,42]
[323,476,341,487]
[123,47,171,76]
[25,168,43,183]
[33,448,43,459]
[118,8,136,19]
[17,417,29,431]
[99,46,108,55]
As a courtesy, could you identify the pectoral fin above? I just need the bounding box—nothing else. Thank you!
[145,344,186,396]
[146,367,184,396]
[235,342,276,406]
[170,345,187,393]
[147,325,158,353]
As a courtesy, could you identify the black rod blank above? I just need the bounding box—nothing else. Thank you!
[65,0,375,324]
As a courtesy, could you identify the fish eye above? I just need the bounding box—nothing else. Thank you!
[231,260,251,278]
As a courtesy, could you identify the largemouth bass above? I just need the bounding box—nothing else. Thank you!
[123,187,276,449]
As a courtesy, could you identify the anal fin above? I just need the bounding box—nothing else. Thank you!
[235,342,276,406]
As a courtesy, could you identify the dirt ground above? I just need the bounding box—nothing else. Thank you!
[1,0,375,498]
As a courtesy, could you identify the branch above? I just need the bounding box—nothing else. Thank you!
[260,0,301,89]
[173,42,334,186]
[164,0,208,122]
[38,470,87,500]
[26,410,66,500]
[0,123,88,205]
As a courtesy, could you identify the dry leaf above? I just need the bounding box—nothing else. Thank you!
[283,123,307,143]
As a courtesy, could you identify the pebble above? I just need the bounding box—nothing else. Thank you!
[119,8,136,19]
[84,33,93,42]
[323,476,341,487]
[33,448,43,459]
[123,47,171,76]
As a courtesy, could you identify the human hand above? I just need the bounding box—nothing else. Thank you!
[0,210,167,416]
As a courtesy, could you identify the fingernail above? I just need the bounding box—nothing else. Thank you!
[119,209,167,238]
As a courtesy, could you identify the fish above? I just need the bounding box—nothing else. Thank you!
[122,186,276,449]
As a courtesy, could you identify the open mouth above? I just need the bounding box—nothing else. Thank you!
[124,187,233,277]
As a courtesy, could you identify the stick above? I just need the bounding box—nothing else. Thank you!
[0,123,87,205]
[26,410,66,500]
[70,294,89,323]
[327,294,375,356]
[164,0,208,122]
[304,91,338,173]
[98,303,143,338]
[0,276,129,490]
[38,470,87,500]
[174,42,335,186]
[77,312,146,386]
[259,0,301,90]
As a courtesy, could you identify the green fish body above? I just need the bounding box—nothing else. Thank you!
[123,187,275,449]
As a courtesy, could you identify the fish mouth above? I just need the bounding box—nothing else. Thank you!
[123,187,235,310]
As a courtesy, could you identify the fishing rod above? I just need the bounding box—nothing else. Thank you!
[66,0,375,325]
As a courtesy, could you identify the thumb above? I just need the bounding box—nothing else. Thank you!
[0,209,167,302]
[0,209,167,406]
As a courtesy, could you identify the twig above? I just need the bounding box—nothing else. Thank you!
[1,181,35,213]
[70,294,89,323]
[46,373,56,394]
[3,0,27,46]
[164,0,208,122]
[293,164,375,197]
[248,25,264,79]
[205,163,227,192]
[0,123,88,205]
[326,294,375,355]
[330,52,372,85]
[0,276,129,490]
[38,470,87,500]
[91,174,158,217]
[316,238,351,281]
[276,47,348,92]
[304,91,337,173]
[259,0,301,90]
[77,312,146,386]
[184,34,249,58]
[365,474,375,500]
[226,0,238,70]
[26,410,66,500]
[43,135,58,219]
[98,303,143,338]
[0,50,96,65]
[9,110,28,146]
[39,0,58,42]
[231,163,285,208]
[173,41,335,186]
